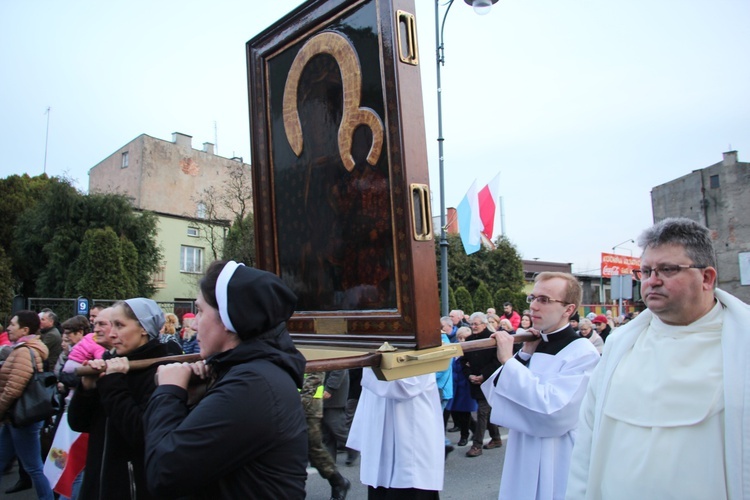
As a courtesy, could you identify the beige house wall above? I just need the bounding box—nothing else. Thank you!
[150,213,228,302]
[88,132,246,301]
[88,132,251,221]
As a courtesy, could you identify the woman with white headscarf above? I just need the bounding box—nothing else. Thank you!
[143,260,308,499]
[68,298,175,500]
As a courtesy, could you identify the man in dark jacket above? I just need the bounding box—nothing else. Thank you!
[461,312,503,457]
[38,308,62,370]
[448,309,468,342]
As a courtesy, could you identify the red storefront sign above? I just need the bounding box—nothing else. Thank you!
[601,252,641,277]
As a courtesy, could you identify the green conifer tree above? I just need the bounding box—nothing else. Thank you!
[455,286,474,315]
[474,281,494,313]
[70,227,130,299]
[448,287,457,312]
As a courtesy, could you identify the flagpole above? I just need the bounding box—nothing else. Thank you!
[43,106,51,174]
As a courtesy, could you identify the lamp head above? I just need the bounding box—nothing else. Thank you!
[464,0,498,15]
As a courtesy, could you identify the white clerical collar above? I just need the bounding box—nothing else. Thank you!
[540,323,570,342]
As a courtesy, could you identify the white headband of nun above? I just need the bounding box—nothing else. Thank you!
[216,261,243,333]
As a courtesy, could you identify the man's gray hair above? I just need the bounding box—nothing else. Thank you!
[469,312,488,324]
[41,308,58,323]
[440,316,451,325]
[637,217,716,268]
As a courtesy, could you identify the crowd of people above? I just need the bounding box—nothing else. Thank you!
[0,217,748,499]
[0,301,208,499]
[0,261,317,499]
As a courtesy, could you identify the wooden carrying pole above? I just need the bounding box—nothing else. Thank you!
[75,332,538,377]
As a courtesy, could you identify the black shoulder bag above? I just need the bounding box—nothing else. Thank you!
[10,347,60,427]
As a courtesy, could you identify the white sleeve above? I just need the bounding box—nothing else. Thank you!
[482,344,600,438]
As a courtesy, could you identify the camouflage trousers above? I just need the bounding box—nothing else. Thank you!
[307,415,337,480]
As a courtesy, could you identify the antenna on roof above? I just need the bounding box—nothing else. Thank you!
[43,106,51,174]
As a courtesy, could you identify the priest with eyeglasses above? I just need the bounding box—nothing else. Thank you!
[567,217,750,500]
[480,271,600,499]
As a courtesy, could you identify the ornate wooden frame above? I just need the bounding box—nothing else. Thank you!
[247,0,439,350]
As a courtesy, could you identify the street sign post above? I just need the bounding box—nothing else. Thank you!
[610,274,633,317]
[76,296,90,318]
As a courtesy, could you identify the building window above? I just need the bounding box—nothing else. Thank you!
[710,174,720,189]
[180,246,203,274]
[121,151,129,168]
[196,202,207,219]
[187,226,199,237]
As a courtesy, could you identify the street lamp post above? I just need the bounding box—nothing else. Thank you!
[612,238,635,256]
[435,0,498,316]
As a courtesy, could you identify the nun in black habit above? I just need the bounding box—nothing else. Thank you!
[143,260,309,499]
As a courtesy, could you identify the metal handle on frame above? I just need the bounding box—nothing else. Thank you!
[396,10,419,65]
[411,183,433,241]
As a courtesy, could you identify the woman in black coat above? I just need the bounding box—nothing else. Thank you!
[68,298,174,500]
[143,260,308,499]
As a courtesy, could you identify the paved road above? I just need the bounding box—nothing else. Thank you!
[1,461,37,500]
[1,431,507,500]
[305,430,508,500]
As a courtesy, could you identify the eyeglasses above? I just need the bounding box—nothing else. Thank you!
[526,294,568,306]
[632,264,707,280]
[470,322,483,327]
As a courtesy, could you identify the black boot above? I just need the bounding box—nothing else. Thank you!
[5,479,32,494]
[329,471,351,500]
[345,449,359,466]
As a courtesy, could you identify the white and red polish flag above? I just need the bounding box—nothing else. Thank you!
[456,179,483,254]
[44,412,89,497]
[477,173,501,242]
[456,173,501,255]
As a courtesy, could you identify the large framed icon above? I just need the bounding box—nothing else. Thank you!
[247,0,439,350]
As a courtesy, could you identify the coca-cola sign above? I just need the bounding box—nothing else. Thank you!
[601,252,641,278]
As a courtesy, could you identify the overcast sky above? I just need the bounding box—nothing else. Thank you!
[2,0,748,275]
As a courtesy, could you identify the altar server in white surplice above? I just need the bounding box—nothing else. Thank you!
[347,368,444,500]
[567,217,750,500]
[481,272,600,500]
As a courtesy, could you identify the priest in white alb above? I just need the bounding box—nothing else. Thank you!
[481,272,600,499]
[567,218,750,499]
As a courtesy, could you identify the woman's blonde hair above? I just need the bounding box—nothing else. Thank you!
[456,326,472,341]
[499,318,514,331]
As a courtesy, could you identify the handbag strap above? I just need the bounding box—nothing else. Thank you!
[25,346,40,374]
